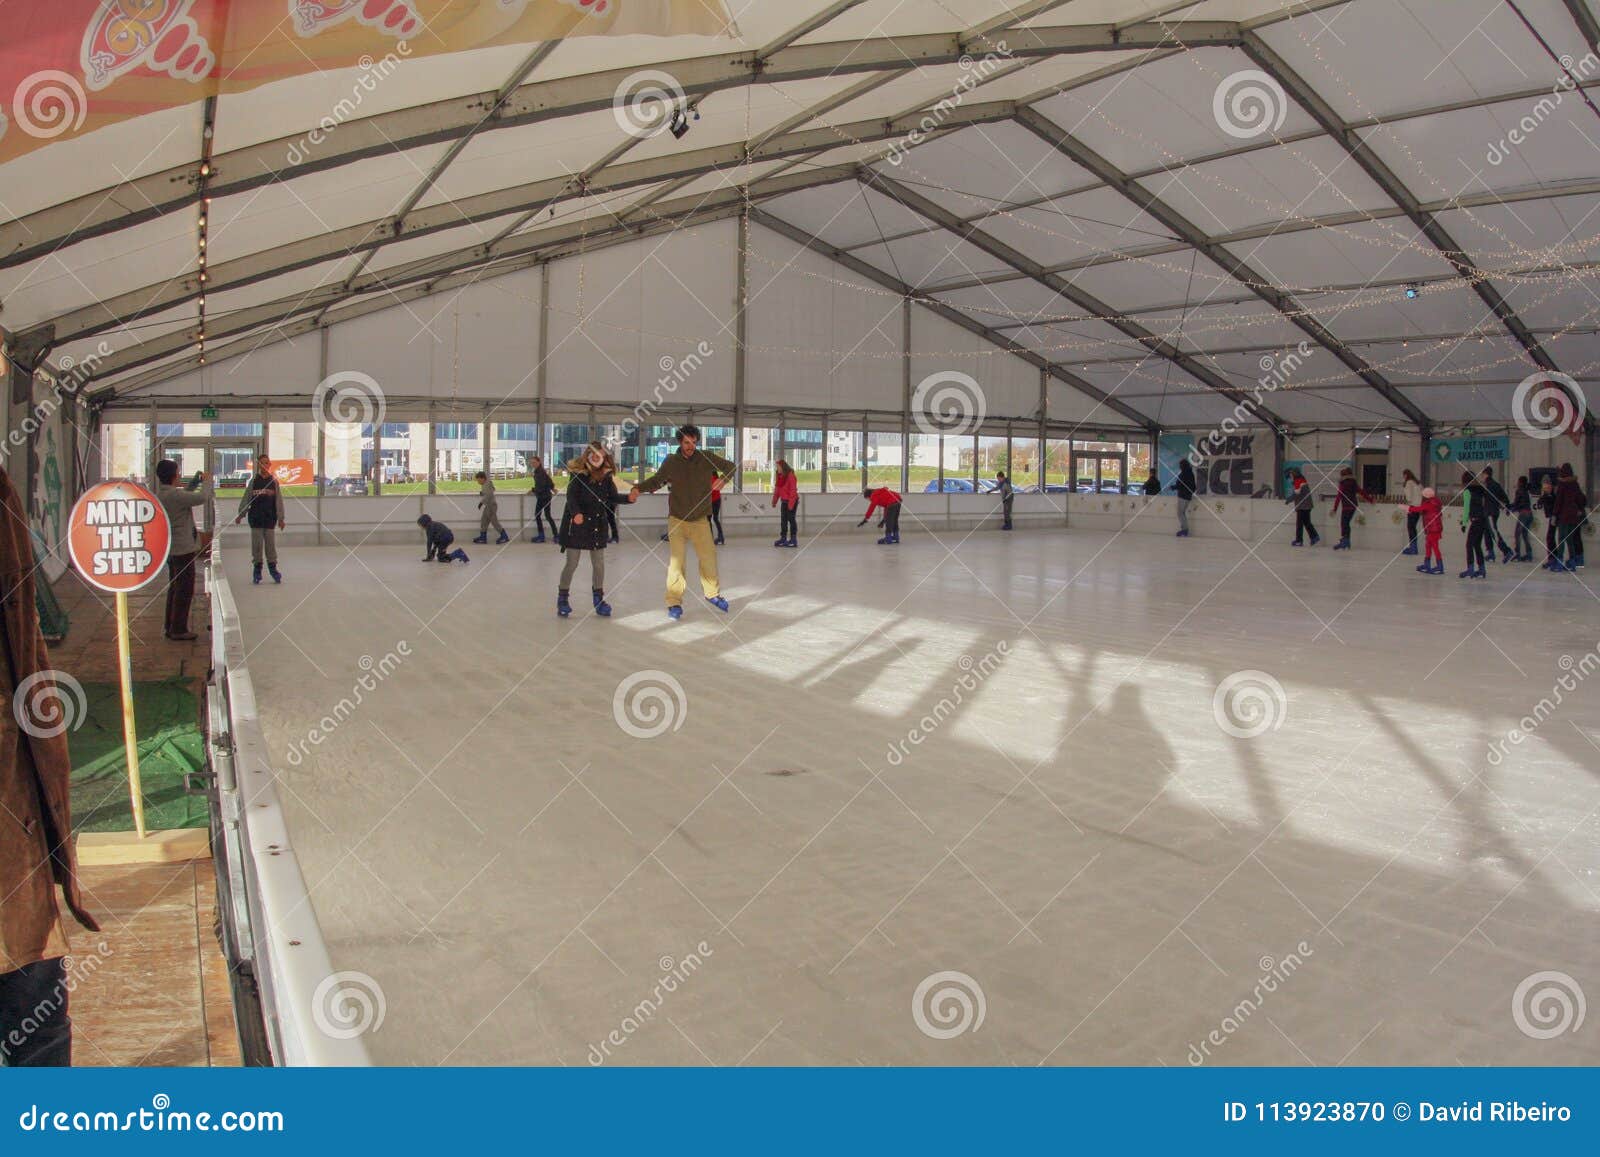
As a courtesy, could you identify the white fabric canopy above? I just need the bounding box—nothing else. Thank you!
[4,0,1599,429]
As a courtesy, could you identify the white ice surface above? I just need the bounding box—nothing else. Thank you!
[225,525,1600,1066]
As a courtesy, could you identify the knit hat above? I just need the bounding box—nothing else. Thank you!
[1422,487,1435,499]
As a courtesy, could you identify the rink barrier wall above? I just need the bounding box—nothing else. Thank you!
[207,537,372,1067]
[261,493,1588,553]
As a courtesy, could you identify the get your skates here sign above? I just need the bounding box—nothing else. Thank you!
[68,480,171,593]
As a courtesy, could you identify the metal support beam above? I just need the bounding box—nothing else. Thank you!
[749,207,1155,431]
[0,22,1241,271]
[1241,33,1561,377]
[858,170,1283,429]
[1012,106,1432,432]
[734,212,749,493]
[1565,0,1600,53]
[26,108,978,348]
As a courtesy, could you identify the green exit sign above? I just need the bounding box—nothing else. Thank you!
[200,405,219,420]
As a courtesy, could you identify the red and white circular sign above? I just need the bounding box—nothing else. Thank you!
[68,480,172,593]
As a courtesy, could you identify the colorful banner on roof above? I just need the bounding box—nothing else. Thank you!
[0,0,734,164]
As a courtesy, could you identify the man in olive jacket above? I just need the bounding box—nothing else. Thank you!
[0,466,99,1066]
[630,425,734,618]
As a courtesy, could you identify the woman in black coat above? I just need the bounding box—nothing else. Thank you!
[557,442,633,617]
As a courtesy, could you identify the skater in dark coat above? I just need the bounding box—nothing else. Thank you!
[1481,466,1513,564]
[1552,465,1587,572]
[859,486,902,544]
[996,470,1014,530]
[1143,469,1160,496]
[1459,471,1489,579]
[1331,467,1361,550]
[1537,476,1561,568]
[1286,470,1319,546]
[418,515,470,564]
[1174,460,1195,537]
[530,456,558,543]
[1510,476,1534,562]
[557,442,634,616]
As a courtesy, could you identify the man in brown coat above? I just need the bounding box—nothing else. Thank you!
[0,465,98,1065]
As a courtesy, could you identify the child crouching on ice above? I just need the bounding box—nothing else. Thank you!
[418,515,470,564]
[1408,488,1444,575]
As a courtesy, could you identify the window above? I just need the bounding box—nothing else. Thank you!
[976,435,1009,485]
[827,431,862,492]
[490,422,541,484]
[779,427,823,492]
[1012,437,1041,492]
[742,427,775,492]
[866,432,903,489]
[1045,439,1072,489]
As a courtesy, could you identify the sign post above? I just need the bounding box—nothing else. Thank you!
[67,480,171,840]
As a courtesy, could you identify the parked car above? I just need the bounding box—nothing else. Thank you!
[922,478,976,493]
[1096,481,1126,494]
[975,478,1001,493]
[1042,484,1072,494]
[327,475,370,496]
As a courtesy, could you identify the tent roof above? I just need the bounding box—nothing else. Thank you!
[4,0,1599,429]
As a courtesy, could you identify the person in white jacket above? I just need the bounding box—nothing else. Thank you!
[1400,468,1423,556]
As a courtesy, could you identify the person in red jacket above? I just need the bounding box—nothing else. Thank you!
[859,486,902,545]
[1331,466,1362,550]
[1553,464,1587,572]
[771,459,799,548]
[1408,486,1444,575]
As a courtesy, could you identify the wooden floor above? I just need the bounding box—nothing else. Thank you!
[69,860,241,1067]
[47,569,241,1067]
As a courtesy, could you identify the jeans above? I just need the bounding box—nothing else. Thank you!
[1177,498,1190,534]
[1514,513,1533,558]
[559,548,606,590]
[1339,506,1355,540]
[249,527,277,566]
[1293,510,1318,543]
[882,504,901,540]
[533,496,558,538]
[1488,512,1511,554]
[164,551,196,635]
[710,497,724,541]
[1560,523,1584,564]
[779,501,797,540]
[1405,510,1420,550]
[0,958,71,1067]
[1002,497,1013,529]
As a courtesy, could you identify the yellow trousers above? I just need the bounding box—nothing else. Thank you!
[666,516,720,606]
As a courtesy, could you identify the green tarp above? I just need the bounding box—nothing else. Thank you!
[68,678,208,833]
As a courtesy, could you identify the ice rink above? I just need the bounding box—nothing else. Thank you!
[226,526,1600,1066]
